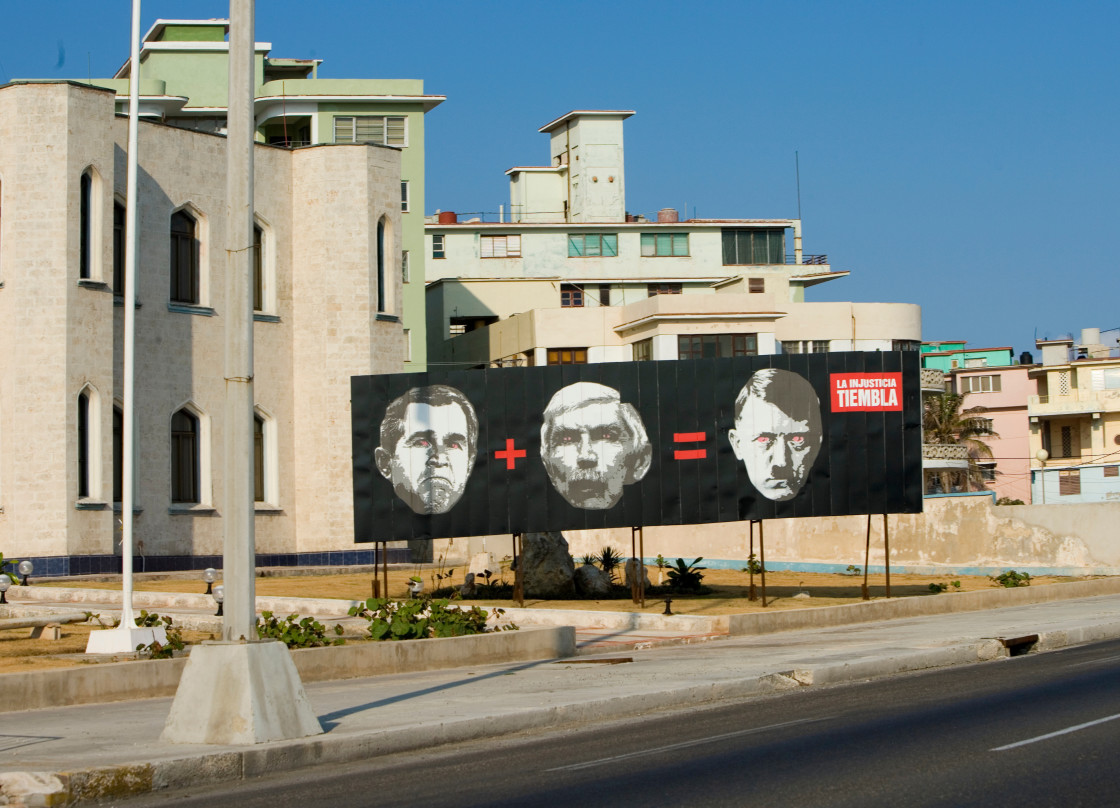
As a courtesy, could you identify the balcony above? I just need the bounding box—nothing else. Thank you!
[922,443,970,471]
[1028,388,1120,417]
[921,368,945,393]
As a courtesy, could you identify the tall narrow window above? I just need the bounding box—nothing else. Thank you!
[171,409,199,504]
[170,210,199,304]
[113,406,123,503]
[80,173,92,279]
[377,218,386,313]
[253,414,265,503]
[402,250,410,283]
[78,391,91,497]
[253,224,263,312]
[113,202,126,295]
[432,234,445,259]
[400,181,410,213]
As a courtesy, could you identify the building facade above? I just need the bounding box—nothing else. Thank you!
[36,18,443,371]
[0,81,404,570]
[425,110,921,369]
[1029,328,1120,503]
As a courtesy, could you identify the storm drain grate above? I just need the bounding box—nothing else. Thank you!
[999,634,1040,657]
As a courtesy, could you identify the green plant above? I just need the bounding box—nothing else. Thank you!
[430,538,456,591]
[845,564,861,576]
[741,554,763,576]
[580,554,597,566]
[134,612,186,659]
[596,546,625,583]
[0,553,20,584]
[996,497,1025,506]
[991,570,1031,588]
[256,611,345,648]
[929,582,948,593]
[666,557,706,592]
[347,597,515,641]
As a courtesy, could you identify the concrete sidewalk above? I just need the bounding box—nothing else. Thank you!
[3,592,1120,806]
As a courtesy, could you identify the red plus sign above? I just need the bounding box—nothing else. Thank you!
[494,438,527,470]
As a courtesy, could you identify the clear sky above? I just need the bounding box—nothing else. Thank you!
[4,1,1117,356]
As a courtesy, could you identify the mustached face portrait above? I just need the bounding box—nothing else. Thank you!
[728,368,823,502]
[540,381,652,510]
[374,385,479,515]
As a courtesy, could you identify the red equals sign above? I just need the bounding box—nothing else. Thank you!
[674,432,707,460]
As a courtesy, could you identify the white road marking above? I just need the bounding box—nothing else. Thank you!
[545,717,831,772]
[992,713,1120,752]
[1065,655,1120,668]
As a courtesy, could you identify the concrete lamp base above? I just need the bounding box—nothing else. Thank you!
[85,626,167,655]
[161,639,322,745]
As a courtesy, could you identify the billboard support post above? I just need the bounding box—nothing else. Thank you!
[748,521,758,602]
[630,527,645,606]
[883,514,891,598]
[512,533,524,607]
[862,514,872,600]
[759,520,768,608]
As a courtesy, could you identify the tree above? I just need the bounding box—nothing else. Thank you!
[923,392,998,493]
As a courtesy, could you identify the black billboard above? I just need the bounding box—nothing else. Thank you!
[351,351,922,542]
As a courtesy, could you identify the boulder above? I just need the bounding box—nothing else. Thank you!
[624,558,652,590]
[520,532,576,598]
[574,563,612,597]
[460,572,477,597]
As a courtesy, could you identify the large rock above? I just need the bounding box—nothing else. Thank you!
[520,532,576,598]
[574,563,612,597]
[624,558,652,590]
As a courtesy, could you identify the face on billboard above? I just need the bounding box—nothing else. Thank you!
[374,386,478,515]
[729,369,823,501]
[541,382,652,510]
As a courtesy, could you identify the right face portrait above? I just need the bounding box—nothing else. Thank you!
[728,368,823,502]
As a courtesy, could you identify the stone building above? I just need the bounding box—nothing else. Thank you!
[0,80,404,574]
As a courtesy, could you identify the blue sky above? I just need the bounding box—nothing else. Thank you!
[5,1,1117,355]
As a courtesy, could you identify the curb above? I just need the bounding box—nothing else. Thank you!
[10,620,1120,807]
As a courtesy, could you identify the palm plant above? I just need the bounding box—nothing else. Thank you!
[923,392,998,493]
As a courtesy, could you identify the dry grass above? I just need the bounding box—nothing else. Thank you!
[0,623,216,674]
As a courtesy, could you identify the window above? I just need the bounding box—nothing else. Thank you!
[170,210,199,304]
[113,202,125,295]
[633,338,653,362]
[547,348,588,365]
[403,329,412,362]
[80,173,93,279]
[253,224,263,312]
[401,250,410,283]
[965,357,988,368]
[1103,465,1119,478]
[113,406,123,503]
[481,234,521,258]
[171,409,200,504]
[748,278,765,293]
[893,340,920,351]
[449,323,466,336]
[641,232,688,257]
[979,463,997,482]
[679,334,758,360]
[568,233,618,257]
[333,115,407,146]
[722,229,785,265]
[961,374,1001,393]
[782,340,830,354]
[78,390,91,497]
[376,217,386,313]
[253,414,265,503]
[976,418,994,432]
[1059,469,1081,496]
[647,283,682,297]
[561,284,584,308]
[599,284,611,306]
[1061,425,1074,458]
[1090,368,1120,390]
[400,181,410,213]
[432,234,445,259]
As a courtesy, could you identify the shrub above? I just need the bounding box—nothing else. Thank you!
[257,611,345,648]
[595,546,625,583]
[134,611,186,659]
[990,570,1031,588]
[666,557,706,592]
[347,597,516,641]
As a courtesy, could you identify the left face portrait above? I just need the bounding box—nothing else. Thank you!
[374,386,478,515]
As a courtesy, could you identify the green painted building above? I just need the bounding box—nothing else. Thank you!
[74,19,443,370]
[920,341,1016,372]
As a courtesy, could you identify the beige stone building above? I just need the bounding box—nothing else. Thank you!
[0,81,404,574]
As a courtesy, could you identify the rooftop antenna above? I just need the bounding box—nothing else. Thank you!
[795,151,802,220]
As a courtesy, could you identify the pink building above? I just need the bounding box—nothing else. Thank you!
[949,364,1036,502]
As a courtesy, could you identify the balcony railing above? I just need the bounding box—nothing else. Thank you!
[922,444,970,461]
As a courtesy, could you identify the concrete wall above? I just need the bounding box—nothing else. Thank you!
[446,495,1120,576]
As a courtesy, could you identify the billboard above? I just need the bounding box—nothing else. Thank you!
[351,351,922,542]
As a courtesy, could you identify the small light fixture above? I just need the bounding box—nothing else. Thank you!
[0,576,10,604]
[17,560,33,587]
[202,567,218,595]
[213,584,225,617]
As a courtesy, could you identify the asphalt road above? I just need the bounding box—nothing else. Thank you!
[110,638,1120,808]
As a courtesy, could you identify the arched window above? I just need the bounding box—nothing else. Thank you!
[80,173,92,279]
[171,408,200,503]
[376,217,386,313]
[113,201,126,295]
[253,224,263,312]
[112,406,123,503]
[254,413,265,502]
[78,390,91,497]
[170,210,199,304]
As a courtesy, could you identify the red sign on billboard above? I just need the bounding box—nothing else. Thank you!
[830,373,903,412]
